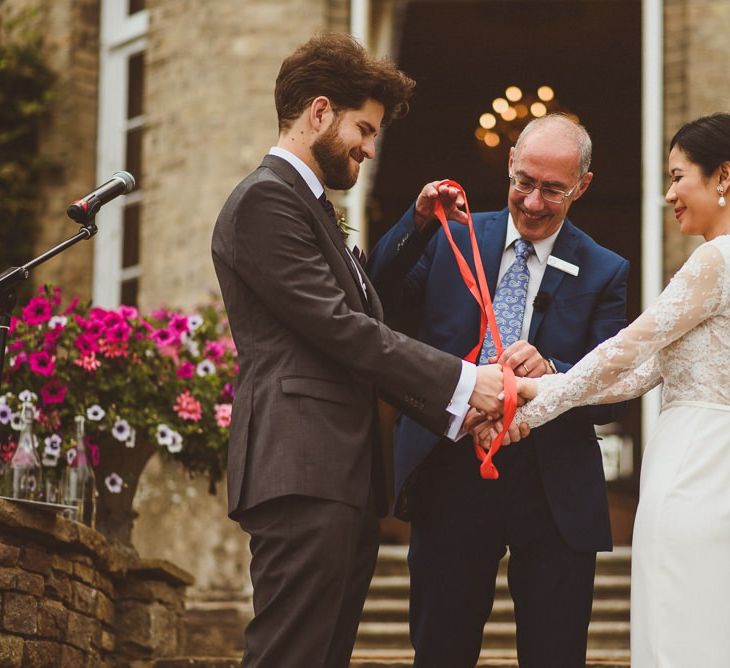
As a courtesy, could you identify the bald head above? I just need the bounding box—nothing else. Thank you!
[514,114,592,177]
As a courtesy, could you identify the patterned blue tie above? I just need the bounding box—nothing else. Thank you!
[479,238,534,364]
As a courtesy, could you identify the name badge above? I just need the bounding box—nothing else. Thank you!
[547,255,580,276]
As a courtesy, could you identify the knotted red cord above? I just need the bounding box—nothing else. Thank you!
[432,180,517,479]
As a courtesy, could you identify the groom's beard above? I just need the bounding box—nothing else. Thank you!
[313,120,360,191]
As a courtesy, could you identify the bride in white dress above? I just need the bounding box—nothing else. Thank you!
[477,113,730,667]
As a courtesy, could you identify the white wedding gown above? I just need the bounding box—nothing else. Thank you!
[516,234,730,667]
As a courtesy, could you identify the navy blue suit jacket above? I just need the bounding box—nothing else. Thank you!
[368,207,629,552]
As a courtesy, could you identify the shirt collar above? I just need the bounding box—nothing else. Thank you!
[505,213,562,264]
[269,146,324,199]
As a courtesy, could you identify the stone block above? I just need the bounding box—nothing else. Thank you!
[15,570,45,596]
[2,592,38,634]
[20,547,52,576]
[0,543,20,567]
[60,643,85,667]
[71,581,99,616]
[45,571,73,603]
[95,572,114,598]
[0,633,23,667]
[117,578,182,606]
[0,566,16,588]
[38,598,68,640]
[51,555,74,575]
[65,610,97,651]
[99,628,115,653]
[23,640,62,667]
[96,591,114,625]
[72,561,96,586]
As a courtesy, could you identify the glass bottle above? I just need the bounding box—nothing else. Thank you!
[0,401,43,502]
[62,415,96,526]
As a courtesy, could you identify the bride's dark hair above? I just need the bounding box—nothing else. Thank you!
[670,113,730,177]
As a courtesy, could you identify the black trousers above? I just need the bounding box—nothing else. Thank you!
[239,494,379,668]
[408,440,596,668]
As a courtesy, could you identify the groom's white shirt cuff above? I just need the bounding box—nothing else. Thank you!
[444,361,476,440]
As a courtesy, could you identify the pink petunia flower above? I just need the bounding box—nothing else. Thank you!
[153,328,179,347]
[40,379,68,405]
[118,305,138,320]
[214,403,232,428]
[176,361,195,379]
[29,351,56,377]
[22,297,52,326]
[168,314,190,336]
[174,390,202,421]
[75,334,100,355]
[73,353,101,372]
[62,295,80,315]
[205,341,225,360]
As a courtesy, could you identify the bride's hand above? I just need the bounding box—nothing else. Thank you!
[471,418,531,451]
[498,377,538,405]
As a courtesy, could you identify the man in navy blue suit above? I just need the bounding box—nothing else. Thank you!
[368,114,629,667]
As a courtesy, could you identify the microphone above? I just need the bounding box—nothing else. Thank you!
[66,171,136,223]
[533,291,552,312]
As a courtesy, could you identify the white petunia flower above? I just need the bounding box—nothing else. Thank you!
[44,434,62,456]
[10,412,23,431]
[86,405,106,421]
[105,473,124,494]
[166,431,183,453]
[196,359,216,377]
[0,404,12,425]
[48,315,68,328]
[186,339,200,357]
[111,419,132,442]
[66,448,77,466]
[42,453,60,467]
[19,390,38,403]
[187,314,203,331]
[156,424,173,447]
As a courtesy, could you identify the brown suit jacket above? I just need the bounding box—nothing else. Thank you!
[212,155,462,520]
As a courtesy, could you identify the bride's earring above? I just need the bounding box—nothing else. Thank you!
[718,185,727,208]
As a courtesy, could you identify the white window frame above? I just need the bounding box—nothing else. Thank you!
[93,3,148,307]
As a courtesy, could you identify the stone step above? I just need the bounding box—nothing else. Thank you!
[361,597,630,623]
[349,649,631,667]
[366,573,631,600]
[373,545,632,578]
[355,620,631,650]
[148,653,630,668]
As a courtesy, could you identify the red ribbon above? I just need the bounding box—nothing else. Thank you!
[432,180,516,479]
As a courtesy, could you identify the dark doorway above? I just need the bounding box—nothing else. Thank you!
[370,0,642,542]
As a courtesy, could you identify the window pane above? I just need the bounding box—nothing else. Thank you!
[121,278,139,306]
[127,52,145,119]
[125,127,143,188]
[122,204,141,268]
[128,0,145,15]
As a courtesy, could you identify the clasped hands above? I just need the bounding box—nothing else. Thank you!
[467,342,543,451]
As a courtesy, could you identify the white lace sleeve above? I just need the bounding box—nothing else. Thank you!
[516,241,728,428]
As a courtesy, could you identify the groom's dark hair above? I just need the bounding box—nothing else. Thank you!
[670,113,730,177]
[275,32,415,132]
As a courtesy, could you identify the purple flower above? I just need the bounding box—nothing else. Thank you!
[22,297,52,326]
[106,322,132,342]
[29,351,56,377]
[75,334,100,355]
[221,382,236,401]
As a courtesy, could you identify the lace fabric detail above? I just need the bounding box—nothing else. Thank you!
[517,235,730,428]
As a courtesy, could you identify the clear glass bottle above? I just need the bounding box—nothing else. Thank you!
[62,415,96,526]
[0,401,43,502]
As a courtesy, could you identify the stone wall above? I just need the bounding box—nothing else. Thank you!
[0,498,192,667]
[0,0,100,299]
[663,0,730,278]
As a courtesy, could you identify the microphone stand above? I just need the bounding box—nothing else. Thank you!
[0,218,98,393]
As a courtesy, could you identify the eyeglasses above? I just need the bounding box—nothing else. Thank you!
[508,173,581,204]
